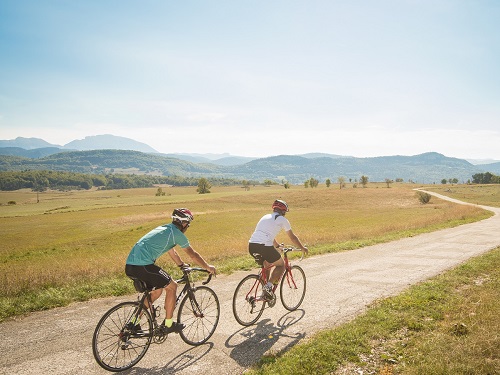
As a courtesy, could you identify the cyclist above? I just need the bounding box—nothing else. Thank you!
[125,208,216,334]
[249,199,308,300]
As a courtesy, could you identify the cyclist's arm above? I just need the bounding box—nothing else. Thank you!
[182,246,216,274]
[286,230,308,254]
[167,248,184,267]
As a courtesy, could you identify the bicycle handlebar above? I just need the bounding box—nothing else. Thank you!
[280,245,306,260]
[180,266,214,285]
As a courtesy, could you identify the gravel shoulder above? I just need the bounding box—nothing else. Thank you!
[1,191,499,375]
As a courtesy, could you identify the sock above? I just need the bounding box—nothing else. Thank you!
[164,318,173,328]
[265,282,273,289]
[131,316,140,325]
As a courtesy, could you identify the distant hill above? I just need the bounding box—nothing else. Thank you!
[0,137,60,149]
[1,149,498,184]
[0,134,157,153]
[64,134,158,153]
[0,147,70,158]
[1,135,499,183]
[159,153,255,166]
[0,149,223,176]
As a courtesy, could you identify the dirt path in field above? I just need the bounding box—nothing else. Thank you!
[1,191,499,375]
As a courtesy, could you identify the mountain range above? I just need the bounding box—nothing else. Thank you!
[1,135,499,184]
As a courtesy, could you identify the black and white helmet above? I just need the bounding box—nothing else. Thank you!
[171,208,194,224]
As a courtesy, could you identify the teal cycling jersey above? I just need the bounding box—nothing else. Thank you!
[126,223,190,266]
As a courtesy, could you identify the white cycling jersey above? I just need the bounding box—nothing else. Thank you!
[249,212,291,246]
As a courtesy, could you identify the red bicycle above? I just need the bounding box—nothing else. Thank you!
[232,246,306,326]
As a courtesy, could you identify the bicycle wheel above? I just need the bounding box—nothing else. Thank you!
[92,301,153,372]
[280,265,306,311]
[232,274,266,326]
[177,286,220,346]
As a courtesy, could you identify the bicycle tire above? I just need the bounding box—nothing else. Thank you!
[92,301,153,372]
[178,286,220,345]
[280,265,306,311]
[232,274,266,326]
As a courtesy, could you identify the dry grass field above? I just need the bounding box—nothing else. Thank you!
[0,183,493,319]
[426,184,500,207]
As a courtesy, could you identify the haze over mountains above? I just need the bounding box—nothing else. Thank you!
[1,135,499,184]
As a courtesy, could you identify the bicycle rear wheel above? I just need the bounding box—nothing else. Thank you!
[280,265,306,311]
[92,301,153,372]
[232,274,266,326]
[178,286,220,345]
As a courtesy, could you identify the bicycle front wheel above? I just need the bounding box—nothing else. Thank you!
[92,301,153,372]
[178,286,220,346]
[280,265,306,311]
[232,274,266,326]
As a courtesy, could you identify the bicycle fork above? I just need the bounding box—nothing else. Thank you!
[187,288,204,318]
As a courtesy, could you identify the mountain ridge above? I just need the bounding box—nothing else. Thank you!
[1,135,499,183]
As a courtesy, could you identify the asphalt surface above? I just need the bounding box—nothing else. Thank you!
[1,190,499,375]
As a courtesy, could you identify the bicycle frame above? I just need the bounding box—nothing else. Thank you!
[246,247,299,304]
[128,268,212,338]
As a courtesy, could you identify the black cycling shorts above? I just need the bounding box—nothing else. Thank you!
[248,243,281,266]
[125,264,172,289]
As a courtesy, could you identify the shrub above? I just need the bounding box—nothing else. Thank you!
[416,191,432,204]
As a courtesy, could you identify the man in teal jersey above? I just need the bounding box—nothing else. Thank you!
[125,208,216,334]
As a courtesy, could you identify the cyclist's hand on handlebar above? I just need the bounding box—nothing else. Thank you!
[206,264,217,275]
[179,263,191,271]
[300,246,308,257]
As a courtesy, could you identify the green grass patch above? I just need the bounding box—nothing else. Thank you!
[246,247,500,375]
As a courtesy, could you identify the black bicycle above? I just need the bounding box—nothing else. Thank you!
[92,267,220,372]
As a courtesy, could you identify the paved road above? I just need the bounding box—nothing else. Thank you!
[1,191,499,375]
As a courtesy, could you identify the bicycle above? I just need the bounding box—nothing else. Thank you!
[232,246,306,326]
[92,267,220,372]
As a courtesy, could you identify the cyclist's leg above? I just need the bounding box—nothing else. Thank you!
[163,280,177,321]
[249,243,284,283]
[126,263,173,316]
[267,257,285,285]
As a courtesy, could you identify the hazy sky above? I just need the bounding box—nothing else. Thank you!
[1,1,499,160]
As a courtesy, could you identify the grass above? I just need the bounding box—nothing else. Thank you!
[0,183,495,321]
[425,184,500,207]
[246,246,500,375]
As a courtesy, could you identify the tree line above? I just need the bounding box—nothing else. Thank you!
[471,172,500,184]
[0,170,243,191]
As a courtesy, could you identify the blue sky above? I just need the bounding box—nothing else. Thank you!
[1,1,499,160]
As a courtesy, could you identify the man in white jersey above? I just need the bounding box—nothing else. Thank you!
[249,199,308,299]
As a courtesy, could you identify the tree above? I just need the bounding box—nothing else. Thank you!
[385,178,393,188]
[441,179,447,184]
[242,180,250,191]
[263,179,275,186]
[197,178,211,194]
[337,176,346,189]
[309,177,319,188]
[325,178,331,188]
[360,175,368,188]
[155,187,166,196]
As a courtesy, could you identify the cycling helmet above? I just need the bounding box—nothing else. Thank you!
[272,199,289,213]
[171,208,194,224]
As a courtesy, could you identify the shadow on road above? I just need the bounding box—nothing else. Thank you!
[225,309,306,367]
[123,342,214,374]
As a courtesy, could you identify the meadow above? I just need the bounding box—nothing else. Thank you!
[245,185,500,375]
[0,183,494,320]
